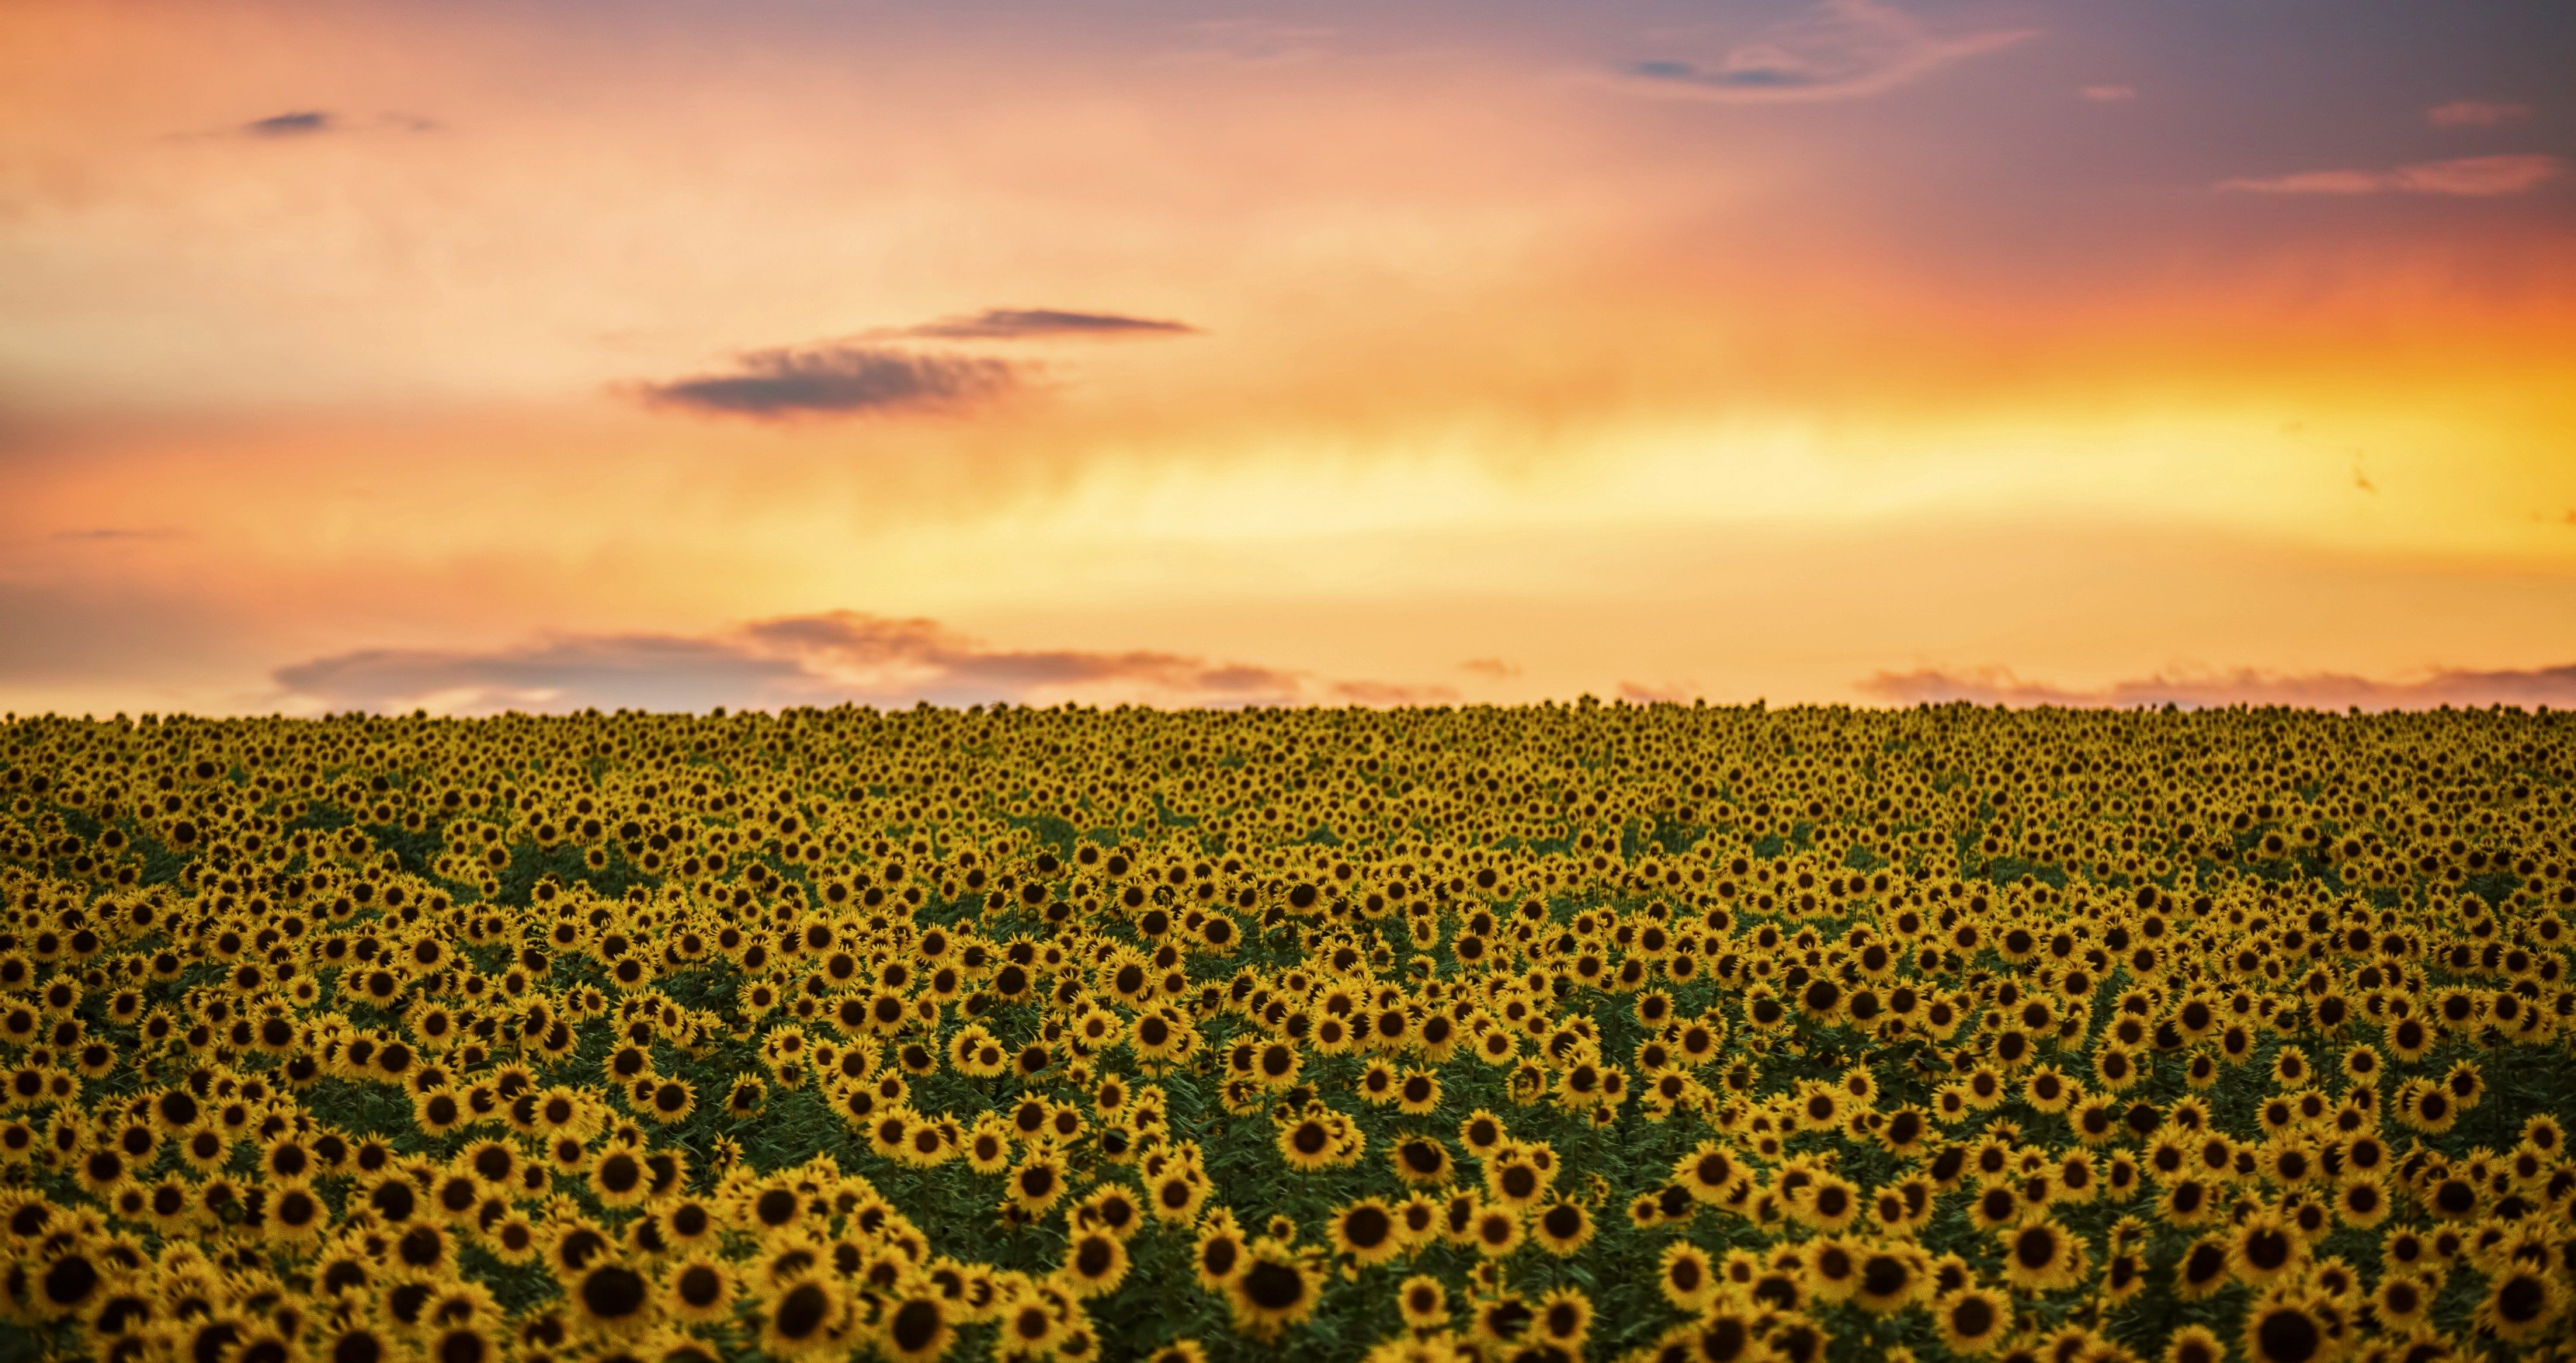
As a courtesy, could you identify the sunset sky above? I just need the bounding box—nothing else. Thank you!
[4,0,2573,715]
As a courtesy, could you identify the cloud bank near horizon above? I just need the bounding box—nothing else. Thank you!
[269,611,1456,716]
[1862,662,2576,711]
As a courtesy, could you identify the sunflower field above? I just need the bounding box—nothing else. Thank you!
[1,700,2573,1363]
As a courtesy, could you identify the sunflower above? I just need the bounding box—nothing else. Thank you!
[1682,1309,1762,1363]
[1870,1176,1933,1234]
[639,1078,695,1125]
[1327,1199,1402,1267]
[1852,1247,1928,1313]
[2370,1273,2430,1328]
[391,1221,455,1275]
[1534,1286,1591,1351]
[569,1261,655,1336]
[424,1322,502,1363]
[1393,1273,1449,1330]
[2173,1234,2232,1301]
[589,1146,653,1210]
[1226,1242,1318,1340]
[1792,1174,1861,1233]
[879,1295,953,1360]
[760,1277,846,1357]
[2020,1066,2075,1113]
[2228,1211,2303,1286]
[1148,1164,1209,1223]
[2477,1268,2564,1344]
[2161,1324,2226,1363]
[266,1182,328,1244]
[311,1321,399,1363]
[1936,1288,2012,1357]
[1802,1236,1861,1304]
[1483,1146,1550,1209]
[1675,1140,1739,1203]
[1656,1240,1717,1311]
[1387,1133,1452,1187]
[1073,1184,1144,1242]
[994,1292,1064,1355]
[661,1258,736,1324]
[1467,1293,1538,1350]
[2238,1296,2331,1363]
[1967,1181,2023,1233]
[1468,1205,1523,1259]
[1276,1114,1343,1172]
[1529,1200,1592,1257]
[1193,1212,1248,1292]
[1372,1067,1437,1118]
[1005,1150,1069,1216]
[2331,1177,2387,1229]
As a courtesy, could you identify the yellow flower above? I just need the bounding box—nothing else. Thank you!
[1225,1241,1318,1340]
[1327,1198,1403,1267]
[1936,1288,2012,1357]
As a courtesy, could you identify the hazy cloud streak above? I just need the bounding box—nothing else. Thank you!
[271,611,1455,715]
[2426,100,2531,128]
[242,110,332,137]
[889,309,1198,341]
[2217,154,2564,197]
[1860,663,2576,711]
[1616,0,2036,105]
[630,346,1020,420]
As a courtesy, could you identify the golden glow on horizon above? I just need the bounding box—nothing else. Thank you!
[2,0,2573,715]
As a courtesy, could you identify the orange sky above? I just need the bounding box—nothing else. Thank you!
[3,0,2574,715]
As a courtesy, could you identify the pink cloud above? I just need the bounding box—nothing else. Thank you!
[1860,662,2576,711]
[2078,85,2136,102]
[2217,154,2564,197]
[2387,154,2565,196]
[271,610,1455,716]
[2425,100,2532,129]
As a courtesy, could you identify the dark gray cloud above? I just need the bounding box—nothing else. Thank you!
[893,309,1198,341]
[1616,1,2036,105]
[1629,60,1813,91]
[1860,663,2576,711]
[243,111,333,137]
[270,610,1453,715]
[630,345,1019,420]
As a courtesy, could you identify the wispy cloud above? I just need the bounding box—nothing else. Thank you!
[47,526,185,543]
[2217,153,2564,197]
[2078,85,2136,103]
[269,611,1454,715]
[2426,100,2532,129]
[627,308,1196,420]
[1616,0,2036,105]
[1620,681,1696,704]
[629,345,1019,420]
[1459,657,1520,680]
[1860,663,2576,711]
[193,109,436,141]
[242,110,332,137]
[887,309,1198,342]
[1161,19,1336,66]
